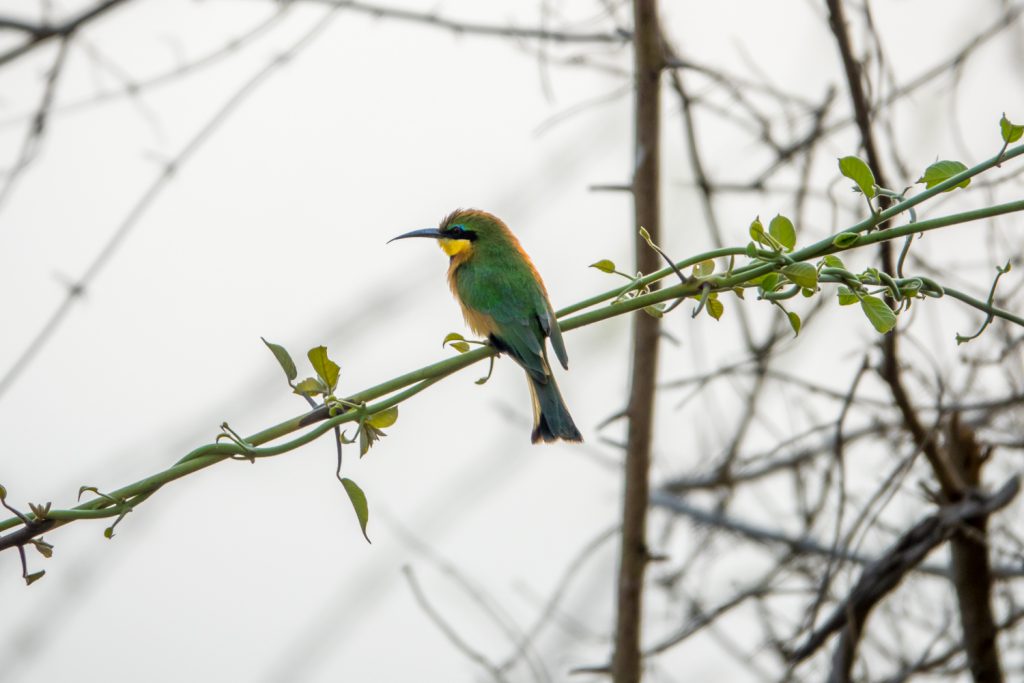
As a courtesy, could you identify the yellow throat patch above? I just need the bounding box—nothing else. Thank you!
[439,238,472,257]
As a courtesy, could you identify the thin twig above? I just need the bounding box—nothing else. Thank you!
[402,566,511,683]
[0,8,342,402]
[0,35,70,214]
[0,0,129,69]
[788,476,1020,664]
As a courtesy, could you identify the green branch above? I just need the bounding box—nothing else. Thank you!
[3,143,1023,554]
[561,145,1024,319]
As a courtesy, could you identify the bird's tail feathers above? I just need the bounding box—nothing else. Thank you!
[527,374,582,443]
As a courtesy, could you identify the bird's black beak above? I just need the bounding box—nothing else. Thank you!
[387,228,445,244]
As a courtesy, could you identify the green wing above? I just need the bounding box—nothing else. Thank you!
[456,258,565,380]
[537,303,569,370]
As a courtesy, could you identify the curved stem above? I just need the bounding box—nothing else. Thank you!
[2,186,1023,547]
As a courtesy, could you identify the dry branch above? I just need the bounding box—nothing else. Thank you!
[788,477,1019,666]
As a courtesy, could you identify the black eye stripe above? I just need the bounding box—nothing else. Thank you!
[445,224,476,240]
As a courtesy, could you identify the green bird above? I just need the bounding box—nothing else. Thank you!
[390,209,582,443]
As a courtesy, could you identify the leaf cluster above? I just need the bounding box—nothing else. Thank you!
[261,338,401,543]
[587,116,1023,339]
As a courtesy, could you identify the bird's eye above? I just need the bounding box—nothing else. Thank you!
[449,225,466,237]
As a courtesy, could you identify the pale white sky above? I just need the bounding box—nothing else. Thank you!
[1,1,1022,681]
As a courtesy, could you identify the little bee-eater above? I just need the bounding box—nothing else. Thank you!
[390,209,582,443]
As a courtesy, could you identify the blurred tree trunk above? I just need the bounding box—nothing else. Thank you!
[612,1,661,681]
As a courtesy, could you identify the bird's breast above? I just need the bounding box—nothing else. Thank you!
[447,254,498,337]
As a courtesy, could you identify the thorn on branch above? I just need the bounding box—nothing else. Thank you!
[691,282,712,318]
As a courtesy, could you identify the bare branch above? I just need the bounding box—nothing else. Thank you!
[402,566,511,683]
[788,476,1020,666]
[0,7,343,403]
[0,0,130,69]
[0,35,70,214]
[650,489,1024,580]
[295,0,630,43]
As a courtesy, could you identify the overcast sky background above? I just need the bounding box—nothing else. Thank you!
[1,1,1022,681]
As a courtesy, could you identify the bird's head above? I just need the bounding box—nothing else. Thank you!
[388,209,515,259]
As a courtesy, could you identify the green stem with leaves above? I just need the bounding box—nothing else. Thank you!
[2,142,1023,558]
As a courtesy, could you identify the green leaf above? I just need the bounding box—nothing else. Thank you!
[787,311,801,336]
[832,232,859,248]
[706,297,724,320]
[916,160,970,191]
[367,406,398,429]
[838,156,876,198]
[25,570,45,586]
[442,332,465,347]
[837,286,859,306]
[745,242,758,258]
[590,259,617,273]
[443,333,473,354]
[749,217,766,244]
[860,294,897,334]
[901,281,921,298]
[781,263,818,289]
[357,423,386,457]
[822,255,845,269]
[759,272,781,293]
[0,484,6,500]
[801,287,815,298]
[340,478,371,543]
[293,377,326,397]
[693,259,715,277]
[769,215,796,251]
[638,226,654,246]
[731,287,745,299]
[1000,113,1024,144]
[32,539,53,558]
[358,425,368,456]
[643,304,664,319]
[103,526,115,539]
[307,346,340,392]
[261,338,297,382]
